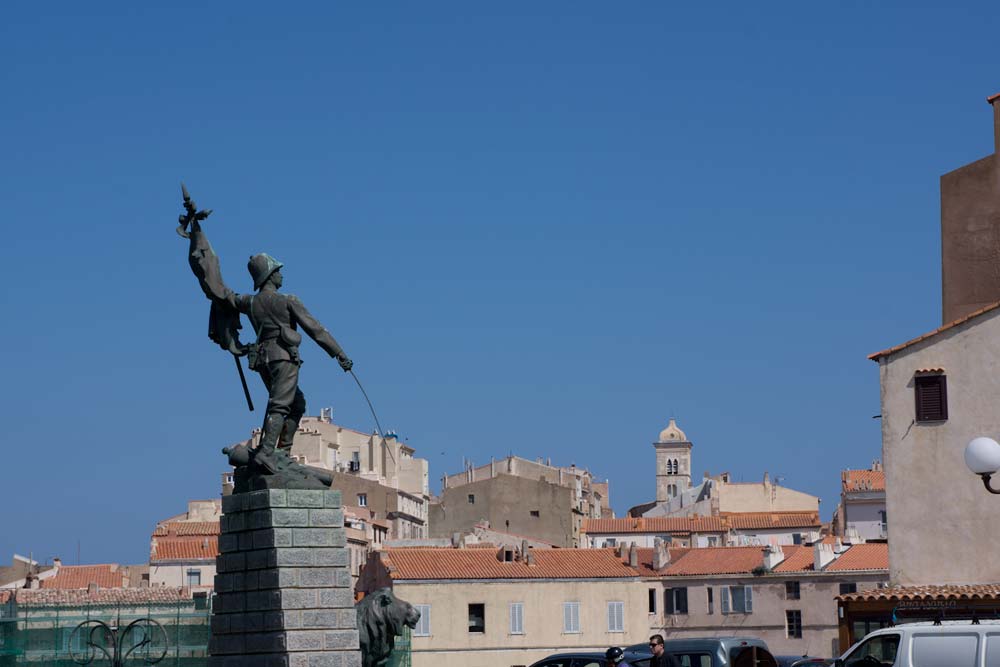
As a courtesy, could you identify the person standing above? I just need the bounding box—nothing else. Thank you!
[648,634,681,667]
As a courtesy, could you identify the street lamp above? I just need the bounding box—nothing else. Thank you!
[964,436,1000,494]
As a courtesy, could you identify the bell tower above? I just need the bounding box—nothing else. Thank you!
[655,418,692,502]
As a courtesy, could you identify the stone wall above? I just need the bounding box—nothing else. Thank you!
[210,488,361,667]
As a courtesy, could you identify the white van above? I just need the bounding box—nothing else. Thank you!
[835,622,1000,667]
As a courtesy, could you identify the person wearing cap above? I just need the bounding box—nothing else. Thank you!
[648,634,681,667]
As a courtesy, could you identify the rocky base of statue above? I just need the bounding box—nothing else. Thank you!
[210,488,361,667]
[224,443,334,493]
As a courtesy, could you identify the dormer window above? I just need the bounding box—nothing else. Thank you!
[914,372,947,422]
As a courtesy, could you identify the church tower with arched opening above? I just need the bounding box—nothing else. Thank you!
[655,418,692,502]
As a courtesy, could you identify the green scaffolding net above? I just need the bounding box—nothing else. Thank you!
[0,600,211,667]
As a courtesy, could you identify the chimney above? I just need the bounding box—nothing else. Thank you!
[451,532,463,548]
[990,93,1000,157]
[616,543,626,558]
[87,582,100,595]
[652,537,671,570]
[628,543,639,568]
[525,548,536,566]
[521,540,529,560]
[763,544,785,570]
[52,558,62,569]
[814,541,836,570]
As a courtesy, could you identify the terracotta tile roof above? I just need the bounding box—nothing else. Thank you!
[842,469,886,493]
[840,583,1000,602]
[631,547,692,577]
[381,547,640,580]
[153,521,220,537]
[150,537,219,562]
[10,587,192,607]
[662,546,770,576]
[40,565,126,589]
[583,517,725,534]
[723,512,821,530]
[773,546,816,573]
[868,301,1000,360]
[825,543,888,572]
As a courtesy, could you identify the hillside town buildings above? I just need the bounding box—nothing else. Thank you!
[832,462,886,542]
[430,456,610,547]
[631,420,821,519]
[357,540,888,667]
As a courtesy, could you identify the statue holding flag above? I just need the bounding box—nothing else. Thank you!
[177,185,353,491]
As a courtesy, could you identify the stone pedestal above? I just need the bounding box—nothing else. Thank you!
[210,488,361,667]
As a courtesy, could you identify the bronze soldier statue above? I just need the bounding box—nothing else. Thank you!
[178,185,351,489]
[232,253,353,451]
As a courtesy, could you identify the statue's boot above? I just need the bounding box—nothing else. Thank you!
[277,417,299,451]
[253,413,285,474]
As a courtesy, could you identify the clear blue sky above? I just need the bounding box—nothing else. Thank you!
[2,2,997,566]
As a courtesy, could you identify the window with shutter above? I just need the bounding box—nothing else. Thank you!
[414,604,431,636]
[721,587,730,614]
[914,374,947,422]
[509,602,524,635]
[664,589,674,615]
[675,588,688,614]
[563,602,580,633]
[744,585,753,613]
[607,601,624,632]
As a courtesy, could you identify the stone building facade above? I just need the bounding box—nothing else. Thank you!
[941,93,1000,323]
[430,456,609,547]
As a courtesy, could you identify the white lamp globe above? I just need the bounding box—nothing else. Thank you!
[965,437,1000,475]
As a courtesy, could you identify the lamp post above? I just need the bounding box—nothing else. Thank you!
[964,436,1000,494]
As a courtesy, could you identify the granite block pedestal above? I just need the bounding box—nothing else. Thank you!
[210,488,361,667]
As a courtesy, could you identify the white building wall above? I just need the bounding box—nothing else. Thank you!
[876,308,1000,585]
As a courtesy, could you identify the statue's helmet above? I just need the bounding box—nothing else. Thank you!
[248,253,284,290]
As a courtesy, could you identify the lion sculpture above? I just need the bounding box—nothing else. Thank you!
[356,588,421,667]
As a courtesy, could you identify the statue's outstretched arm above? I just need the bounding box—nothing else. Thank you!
[288,295,351,369]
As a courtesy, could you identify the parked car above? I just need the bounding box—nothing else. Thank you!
[834,621,1000,666]
[775,657,831,667]
[529,637,778,667]
[627,638,776,667]
[528,648,649,667]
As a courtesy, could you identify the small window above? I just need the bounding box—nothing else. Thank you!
[785,581,800,600]
[607,601,624,632]
[530,510,540,518]
[914,373,948,422]
[563,602,581,633]
[509,602,524,635]
[186,569,201,587]
[721,585,753,614]
[707,587,714,615]
[468,603,485,633]
[792,533,803,545]
[664,587,688,615]
[413,604,431,636]
[648,588,657,614]
[786,610,802,638]
[193,592,209,610]
[357,493,367,507]
[468,494,475,504]
[840,582,858,595]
